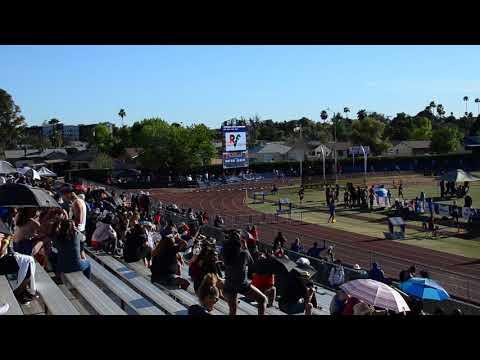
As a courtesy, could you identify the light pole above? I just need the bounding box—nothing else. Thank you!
[294,125,304,184]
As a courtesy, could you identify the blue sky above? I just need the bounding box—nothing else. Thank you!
[1,45,480,128]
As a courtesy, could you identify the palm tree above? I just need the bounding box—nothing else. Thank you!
[475,98,480,116]
[343,107,350,119]
[118,109,126,127]
[320,110,329,122]
[357,109,367,120]
[436,104,445,118]
[463,96,469,115]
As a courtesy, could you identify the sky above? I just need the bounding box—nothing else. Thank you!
[1,45,480,128]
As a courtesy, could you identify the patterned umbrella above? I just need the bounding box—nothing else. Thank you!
[340,279,410,313]
[399,277,450,301]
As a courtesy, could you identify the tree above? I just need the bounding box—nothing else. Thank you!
[410,117,432,140]
[320,110,329,121]
[343,107,350,119]
[357,109,367,120]
[94,124,114,153]
[429,101,436,115]
[0,89,26,150]
[431,126,461,154]
[351,116,390,155]
[475,98,480,116]
[463,96,469,115]
[118,109,126,126]
[436,104,446,118]
[93,153,113,169]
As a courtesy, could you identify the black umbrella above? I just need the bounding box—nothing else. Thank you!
[0,183,60,208]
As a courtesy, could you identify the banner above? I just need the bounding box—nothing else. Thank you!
[438,204,450,217]
[222,151,249,169]
[223,126,247,152]
[462,207,471,219]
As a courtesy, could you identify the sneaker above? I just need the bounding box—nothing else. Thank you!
[0,303,10,315]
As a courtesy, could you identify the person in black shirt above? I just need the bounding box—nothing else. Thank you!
[273,231,287,250]
[123,224,152,266]
[279,267,318,315]
[465,194,473,208]
[306,242,322,258]
[150,235,189,289]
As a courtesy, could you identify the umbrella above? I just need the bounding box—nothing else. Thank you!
[340,279,410,313]
[0,183,60,208]
[0,161,17,175]
[37,167,57,177]
[375,188,388,197]
[24,168,41,180]
[399,277,450,301]
[440,169,480,183]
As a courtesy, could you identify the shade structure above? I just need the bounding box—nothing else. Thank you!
[440,169,480,183]
[37,167,57,177]
[0,183,60,208]
[0,161,17,175]
[340,279,410,313]
[399,277,450,301]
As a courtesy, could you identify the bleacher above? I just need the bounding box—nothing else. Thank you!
[1,246,333,316]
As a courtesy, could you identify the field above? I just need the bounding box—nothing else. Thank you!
[248,173,480,259]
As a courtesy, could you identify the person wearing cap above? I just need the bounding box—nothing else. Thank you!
[278,257,318,315]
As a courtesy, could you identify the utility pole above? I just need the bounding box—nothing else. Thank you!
[334,113,337,183]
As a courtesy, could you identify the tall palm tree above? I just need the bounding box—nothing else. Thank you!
[118,109,126,127]
[343,107,350,119]
[463,96,469,116]
[475,98,480,116]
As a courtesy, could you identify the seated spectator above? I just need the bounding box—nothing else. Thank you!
[341,295,360,316]
[123,224,152,267]
[51,219,91,279]
[290,237,304,253]
[151,235,190,289]
[0,229,38,305]
[273,231,287,250]
[249,252,276,307]
[369,262,387,283]
[189,240,223,293]
[13,207,41,256]
[278,258,318,315]
[214,215,224,228]
[306,242,322,258]
[399,265,416,283]
[90,214,118,251]
[188,273,221,315]
[222,230,267,315]
[246,225,258,254]
[328,260,345,288]
[419,270,429,278]
[329,290,348,316]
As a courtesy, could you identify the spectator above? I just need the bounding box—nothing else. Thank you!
[399,265,416,283]
[306,242,322,258]
[273,231,287,250]
[278,258,318,315]
[123,224,152,267]
[387,189,392,207]
[13,208,40,255]
[90,214,118,252]
[369,262,387,283]
[327,245,335,262]
[150,235,190,289]
[221,230,267,315]
[214,215,224,228]
[329,290,348,316]
[188,273,221,316]
[341,295,360,316]
[0,230,38,305]
[465,194,473,208]
[327,198,336,223]
[189,241,223,293]
[328,260,345,288]
[61,185,87,258]
[419,270,429,278]
[290,237,304,253]
[52,219,91,279]
[249,252,276,307]
[246,225,258,254]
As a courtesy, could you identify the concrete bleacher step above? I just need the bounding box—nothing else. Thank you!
[57,284,91,315]
[86,255,165,315]
[5,275,44,315]
[0,275,23,315]
[63,272,127,315]
[35,263,80,315]
[90,254,188,315]
[126,261,223,315]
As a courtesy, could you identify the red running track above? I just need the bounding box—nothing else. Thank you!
[150,185,480,302]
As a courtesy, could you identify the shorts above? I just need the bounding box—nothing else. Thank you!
[279,301,306,315]
[223,281,251,296]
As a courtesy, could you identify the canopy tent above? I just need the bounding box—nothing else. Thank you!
[37,166,57,177]
[0,161,17,175]
[440,169,480,183]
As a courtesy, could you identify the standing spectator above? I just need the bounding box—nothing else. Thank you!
[465,194,473,208]
[327,198,336,223]
[398,181,404,199]
[221,231,267,315]
[249,252,276,308]
[298,185,305,205]
[387,189,392,207]
[369,191,375,210]
[306,242,322,258]
[246,225,258,254]
[61,185,87,259]
[290,237,304,253]
[328,260,345,288]
[52,219,91,279]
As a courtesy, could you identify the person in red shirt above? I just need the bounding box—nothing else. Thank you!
[249,252,276,307]
[342,296,360,316]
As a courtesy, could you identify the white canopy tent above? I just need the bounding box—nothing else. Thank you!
[37,166,57,177]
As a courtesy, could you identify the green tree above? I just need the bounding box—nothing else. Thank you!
[118,109,126,126]
[0,89,26,150]
[93,153,113,169]
[436,104,446,118]
[431,127,461,154]
[351,116,390,155]
[463,96,469,115]
[410,117,432,140]
[94,124,114,153]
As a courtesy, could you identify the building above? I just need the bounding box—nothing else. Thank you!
[24,126,43,140]
[62,125,80,142]
[3,148,68,168]
[383,141,432,157]
[252,142,292,162]
[42,124,56,138]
